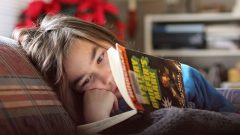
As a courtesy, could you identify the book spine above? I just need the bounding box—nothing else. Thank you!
[117,45,144,111]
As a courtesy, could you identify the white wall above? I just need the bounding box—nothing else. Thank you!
[0,0,31,37]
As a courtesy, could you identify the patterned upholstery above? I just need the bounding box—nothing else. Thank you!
[0,42,77,135]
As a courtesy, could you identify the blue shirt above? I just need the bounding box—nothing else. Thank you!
[181,64,235,112]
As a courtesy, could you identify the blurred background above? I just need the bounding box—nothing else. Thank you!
[1,0,240,88]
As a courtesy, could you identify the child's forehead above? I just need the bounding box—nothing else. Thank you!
[72,38,112,49]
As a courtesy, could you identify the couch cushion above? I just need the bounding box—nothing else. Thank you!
[0,36,17,47]
[0,43,77,135]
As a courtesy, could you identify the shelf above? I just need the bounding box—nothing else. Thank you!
[148,49,240,57]
[144,13,240,57]
[145,13,240,23]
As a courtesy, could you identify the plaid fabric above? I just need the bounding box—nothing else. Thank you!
[0,44,77,135]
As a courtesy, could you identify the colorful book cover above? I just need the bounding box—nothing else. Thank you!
[114,44,186,113]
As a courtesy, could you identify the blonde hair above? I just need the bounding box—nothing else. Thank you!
[13,15,122,124]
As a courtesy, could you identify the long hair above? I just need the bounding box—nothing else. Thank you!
[13,15,122,124]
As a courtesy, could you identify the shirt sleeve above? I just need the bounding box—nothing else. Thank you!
[181,64,236,112]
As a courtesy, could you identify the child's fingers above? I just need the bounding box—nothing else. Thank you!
[113,94,119,112]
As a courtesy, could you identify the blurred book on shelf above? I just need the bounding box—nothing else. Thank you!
[205,24,240,50]
[152,23,205,49]
[220,62,240,88]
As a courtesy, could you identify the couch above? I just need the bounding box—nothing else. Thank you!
[0,35,240,135]
[0,36,77,135]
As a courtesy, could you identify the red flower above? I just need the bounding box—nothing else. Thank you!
[94,6,105,25]
[104,2,118,15]
[60,0,79,4]
[76,0,92,13]
[16,0,125,40]
[16,18,35,28]
[76,13,93,22]
[25,1,45,18]
[45,0,61,15]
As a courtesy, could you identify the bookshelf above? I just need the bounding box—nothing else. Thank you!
[144,13,240,57]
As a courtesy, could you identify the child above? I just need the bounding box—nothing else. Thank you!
[14,15,235,124]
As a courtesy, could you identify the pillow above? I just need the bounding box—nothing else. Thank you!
[0,42,77,135]
[0,36,17,47]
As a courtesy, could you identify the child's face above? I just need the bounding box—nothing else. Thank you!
[63,39,122,98]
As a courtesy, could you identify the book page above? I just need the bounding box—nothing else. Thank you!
[107,47,136,110]
[77,110,137,134]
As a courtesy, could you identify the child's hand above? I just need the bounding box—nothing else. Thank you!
[83,89,119,123]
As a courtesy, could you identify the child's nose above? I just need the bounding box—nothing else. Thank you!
[98,68,114,86]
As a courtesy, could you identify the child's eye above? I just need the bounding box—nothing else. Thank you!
[97,53,104,64]
[74,75,93,94]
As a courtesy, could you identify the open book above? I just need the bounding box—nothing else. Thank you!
[77,43,186,134]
